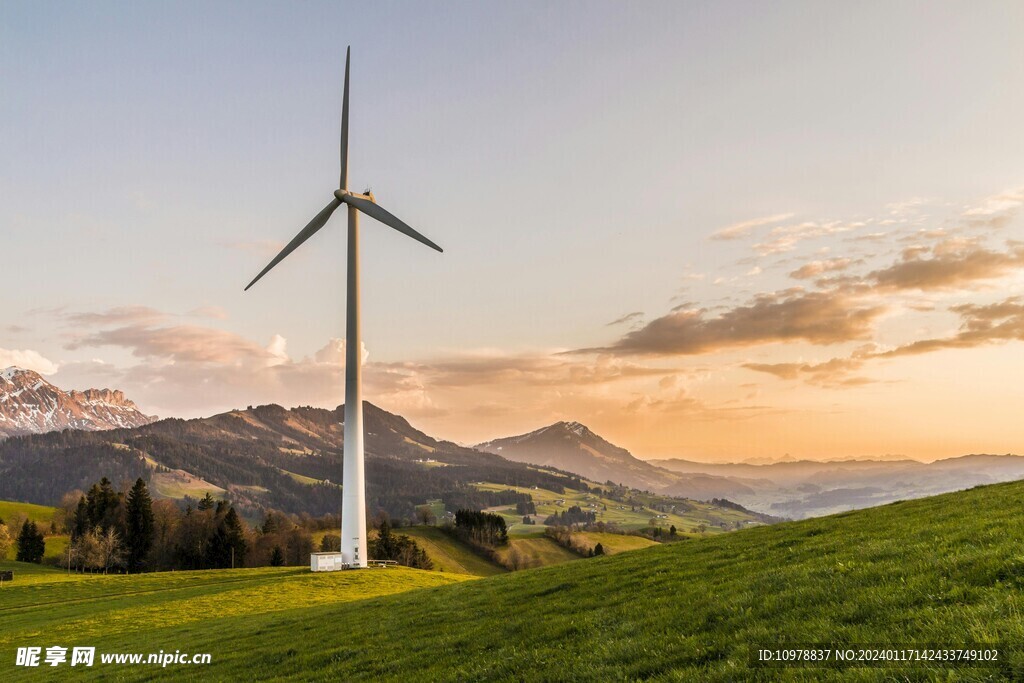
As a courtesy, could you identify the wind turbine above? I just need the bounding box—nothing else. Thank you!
[244,47,443,569]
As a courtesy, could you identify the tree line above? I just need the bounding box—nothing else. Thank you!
[544,505,597,527]
[39,476,439,573]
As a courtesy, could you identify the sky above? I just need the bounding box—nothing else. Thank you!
[2,1,1023,462]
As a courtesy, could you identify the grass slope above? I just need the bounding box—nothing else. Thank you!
[0,500,57,526]
[401,527,506,577]
[7,481,1024,680]
[571,530,659,555]
[0,501,66,562]
[476,482,758,536]
[494,533,582,568]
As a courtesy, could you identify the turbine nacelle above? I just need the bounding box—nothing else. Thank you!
[334,189,374,203]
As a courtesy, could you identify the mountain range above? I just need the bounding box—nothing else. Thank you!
[477,419,1024,519]
[0,396,691,526]
[0,367,156,438]
[1,368,1022,521]
[649,455,1024,518]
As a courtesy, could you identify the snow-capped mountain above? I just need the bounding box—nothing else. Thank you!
[0,367,156,438]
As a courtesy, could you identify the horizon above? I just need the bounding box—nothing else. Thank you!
[1,362,1004,466]
[2,2,1023,463]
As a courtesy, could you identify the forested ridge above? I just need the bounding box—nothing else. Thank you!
[0,402,588,520]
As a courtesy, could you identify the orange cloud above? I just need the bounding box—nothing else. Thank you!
[596,290,884,356]
[870,245,1024,291]
[789,258,854,280]
[878,297,1024,358]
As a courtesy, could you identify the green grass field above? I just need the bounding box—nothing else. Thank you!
[0,564,473,681]
[6,480,1024,680]
[498,534,582,568]
[571,530,659,555]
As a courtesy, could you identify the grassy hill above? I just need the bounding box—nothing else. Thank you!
[493,532,582,568]
[5,480,1024,679]
[400,526,506,577]
[0,500,57,525]
[571,530,659,555]
[0,500,68,563]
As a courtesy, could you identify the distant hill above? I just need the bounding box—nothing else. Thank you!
[651,453,1024,518]
[477,421,672,490]
[0,366,155,438]
[476,421,755,499]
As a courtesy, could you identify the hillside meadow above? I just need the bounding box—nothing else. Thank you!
[2,480,1024,679]
[1,501,68,563]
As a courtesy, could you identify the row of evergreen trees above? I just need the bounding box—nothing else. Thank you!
[544,505,597,527]
[450,509,509,547]
[369,520,433,569]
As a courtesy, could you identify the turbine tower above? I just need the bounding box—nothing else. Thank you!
[244,47,442,569]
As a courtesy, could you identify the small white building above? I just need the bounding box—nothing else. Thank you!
[310,552,347,572]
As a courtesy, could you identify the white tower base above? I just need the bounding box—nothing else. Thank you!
[340,205,367,568]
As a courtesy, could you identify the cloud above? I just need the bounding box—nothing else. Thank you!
[742,346,877,388]
[885,197,931,216]
[313,338,369,365]
[962,187,1024,229]
[709,213,794,241]
[65,306,169,327]
[59,321,377,416]
[753,221,852,256]
[404,352,676,388]
[876,297,1024,358]
[869,244,1024,291]
[53,306,691,428]
[593,290,885,356]
[66,324,277,365]
[0,348,59,375]
[607,311,644,327]
[789,258,853,280]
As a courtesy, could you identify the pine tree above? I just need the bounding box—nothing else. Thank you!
[223,507,247,568]
[261,511,280,534]
[85,477,122,532]
[72,496,89,539]
[208,506,248,568]
[270,545,285,566]
[593,542,605,556]
[16,520,45,563]
[125,478,155,572]
[197,492,216,511]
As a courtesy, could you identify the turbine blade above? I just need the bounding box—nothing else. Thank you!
[339,47,350,191]
[244,198,342,291]
[343,195,443,253]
